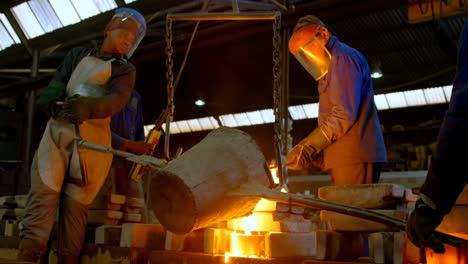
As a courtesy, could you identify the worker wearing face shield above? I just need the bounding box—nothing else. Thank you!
[286,15,387,185]
[17,8,146,263]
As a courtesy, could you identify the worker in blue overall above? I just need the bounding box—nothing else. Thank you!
[286,15,387,185]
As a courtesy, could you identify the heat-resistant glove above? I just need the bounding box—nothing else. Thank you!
[60,95,99,124]
[36,81,66,119]
[286,144,316,170]
[406,194,446,253]
[286,128,330,170]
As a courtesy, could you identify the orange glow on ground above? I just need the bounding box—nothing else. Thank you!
[224,198,279,262]
[224,232,266,263]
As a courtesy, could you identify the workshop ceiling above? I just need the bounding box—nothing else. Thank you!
[0,0,466,125]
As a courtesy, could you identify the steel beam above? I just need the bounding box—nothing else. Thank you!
[167,12,279,21]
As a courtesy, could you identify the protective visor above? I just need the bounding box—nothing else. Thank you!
[289,25,332,80]
[105,9,146,58]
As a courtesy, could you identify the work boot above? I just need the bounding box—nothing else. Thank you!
[17,238,45,263]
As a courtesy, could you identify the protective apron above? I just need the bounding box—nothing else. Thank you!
[37,56,114,205]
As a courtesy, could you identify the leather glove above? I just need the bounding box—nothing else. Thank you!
[286,144,316,170]
[36,81,66,119]
[286,128,330,170]
[61,95,97,124]
[122,140,153,155]
[406,194,446,253]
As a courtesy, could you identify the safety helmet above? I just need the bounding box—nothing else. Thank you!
[105,8,146,58]
[289,22,331,80]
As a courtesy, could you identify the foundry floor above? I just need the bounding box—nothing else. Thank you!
[0,240,374,264]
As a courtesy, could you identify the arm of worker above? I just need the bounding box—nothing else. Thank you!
[36,47,89,118]
[61,60,136,123]
[112,132,152,155]
[406,18,468,254]
[318,52,362,143]
[134,91,146,143]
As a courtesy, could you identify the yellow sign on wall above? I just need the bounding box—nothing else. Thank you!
[408,0,467,24]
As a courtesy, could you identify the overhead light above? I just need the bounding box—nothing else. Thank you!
[194,99,205,106]
[370,59,383,79]
[371,69,383,79]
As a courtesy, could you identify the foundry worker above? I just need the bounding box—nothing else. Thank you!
[406,17,468,254]
[17,8,146,263]
[286,15,387,185]
[109,88,152,219]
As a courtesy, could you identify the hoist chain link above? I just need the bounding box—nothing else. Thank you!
[272,13,286,187]
[165,19,175,160]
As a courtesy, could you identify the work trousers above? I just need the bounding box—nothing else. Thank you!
[19,153,89,259]
[113,167,144,198]
[328,162,382,185]
[94,166,147,223]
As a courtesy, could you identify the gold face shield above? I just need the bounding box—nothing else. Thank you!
[289,25,332,80]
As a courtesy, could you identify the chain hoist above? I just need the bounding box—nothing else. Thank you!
[272,13,287,189]
[164,18,175,161]
[164,11,286,179]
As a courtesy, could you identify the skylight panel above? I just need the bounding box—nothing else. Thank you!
[143,124,152,136]
[147,86,454,135]
[93,0,118,12]
[0,14,20,45]
[49,0,81,26]
[197,117,218,130]
[159,121,182,134]
[259,109,275,123]
[71,0,100,20]
[219,114,238,127]
[442,85,452,102]
[233,113,251,127]
[209,117,221,129]
[374,94,389,110]
[245,110,265,125]
[385,92,407,109]
[424,87,446,104]
[0,27,12,50]
[174,120,191,133]
[28,0,62,33]
[11,3,45,38]
[187,118,202,132]
[403,89,426,106]
[0,16,16,49]
[19,0,116,41]
[168,122,181,134]
[303,103,319,119]
[288,105,307,120]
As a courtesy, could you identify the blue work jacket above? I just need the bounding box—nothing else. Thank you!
[111,90,145,168]
[317,36,387,170]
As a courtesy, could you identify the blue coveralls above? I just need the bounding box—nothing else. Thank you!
[109,89,146,198]
[317,36,387,184]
